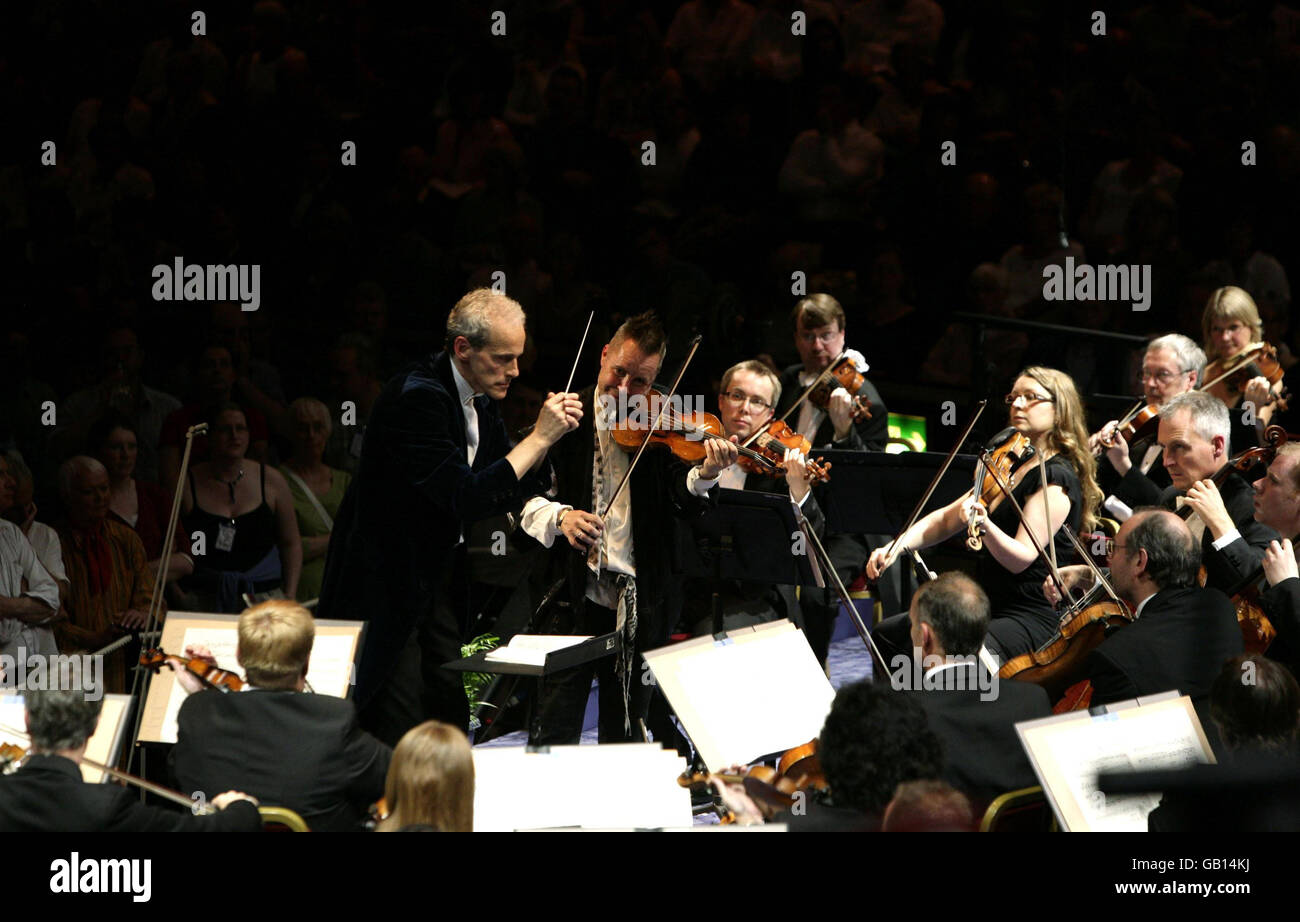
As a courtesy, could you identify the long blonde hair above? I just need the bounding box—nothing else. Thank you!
[1019,366,1100,532]
[377,721,474,832]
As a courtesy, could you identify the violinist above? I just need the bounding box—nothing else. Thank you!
[679,360,823,635]
[1073,510,1241,710]
[1202,286,1284,446]
[1214,442,1300,671]
[1090,333,1204,511]
[0,688,261,832]
[868,367,1102,663]
[776,294,889,662]
[518,312,736,744]
[169,600,391,832]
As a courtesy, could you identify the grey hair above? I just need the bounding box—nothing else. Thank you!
[445,289,526,350]
[1161,391,1231,455]
[289,396,332,436]
[1126,508,1201,590]
[57,456,108,502]
[1147,333,1207,383]
[26,688,103,752]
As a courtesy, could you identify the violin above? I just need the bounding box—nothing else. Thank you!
[967,429,1036,551]
[1,741,25,773]
[677,740,828,818]
[1098,401,1161,451]
[808,354,873,422]
[139,648,245,692]
[1202,341,1291,410]
[611,408,830,484]
[1000,581,1136,700]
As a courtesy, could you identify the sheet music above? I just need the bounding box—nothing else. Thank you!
[473,744,691,830]
[1019,696,1212,832]
[0,694,131,783]
[156,627,357,743]
[484,634,591,666]
[646,622,835,770]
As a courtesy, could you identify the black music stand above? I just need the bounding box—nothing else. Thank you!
[810,450,979,535]
[679,488,823,635]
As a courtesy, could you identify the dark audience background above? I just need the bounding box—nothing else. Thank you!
[3,0,1299,515]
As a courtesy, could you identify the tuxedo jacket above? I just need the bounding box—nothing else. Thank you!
[679,471,826,634]
[0,753,262,832]
[531,386,712,647]
[1154,474,1279,594]
[1100,434,1172,505]
[319,351,550,706]
[1261,576,1300,673]
[775,362,887,577]
[902,663,1050,806]
[171,688,391,832]
[1083,586,1243,707]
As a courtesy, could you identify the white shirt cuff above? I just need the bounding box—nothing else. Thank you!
[520,497,570,547]
[688,466,717,496]
[1211,528,1242,551]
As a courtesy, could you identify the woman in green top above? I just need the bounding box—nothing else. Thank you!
[279,398,351,603]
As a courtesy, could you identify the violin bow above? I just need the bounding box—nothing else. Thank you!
[598,335,702,520]
[564,310,595,396]
[800,513,891,675]
[1059,525,1125,613]
[975,445,1072,604]
[769,349,853,433]
[0,723,213,814]
[1198,342,1267,394]
[125,422,206,777]
[879,400,988,567]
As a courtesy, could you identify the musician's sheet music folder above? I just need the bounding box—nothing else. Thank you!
[642,619,835,771]
[446,631,620,677]
[1016,691,1216,832]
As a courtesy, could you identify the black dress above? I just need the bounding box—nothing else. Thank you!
[982,455,1083,661]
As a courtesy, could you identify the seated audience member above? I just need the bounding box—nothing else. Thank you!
[158,345,271,494]
[278,398,350,603]
[1078,509,1243,709]
[55,457,155,693]
[57,325,182,485]
[1148,655,1300,831]
[89,413,193,590]
[881,780,976,832]
[0,688,261,832]
[170,601,391,831]
[897,571,1050,806]
[324,333,384,477]
[0,454,60,668]
[1,452,68,608]
[375,720,474,832]
[181,404,300,612]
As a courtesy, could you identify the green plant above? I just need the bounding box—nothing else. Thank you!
[460,633,500,718]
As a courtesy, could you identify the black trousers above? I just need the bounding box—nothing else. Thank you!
[528,600,655,745]
[359,552,470,747]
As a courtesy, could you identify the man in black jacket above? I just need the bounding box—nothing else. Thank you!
[1083,509,1243,708]
[169,601,391,831]
[894,571,1050,807]
[319,289,582,744]
[519,312,734,744]
[1237,442,1300,671]
[680,359,824,636]
[773,294,889,663]
[1091,333,1203,514]
[0,689,260,832]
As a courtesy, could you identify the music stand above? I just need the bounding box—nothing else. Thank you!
[679,488,823,635]
[811,450,978,535]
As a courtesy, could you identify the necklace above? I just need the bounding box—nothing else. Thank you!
[216,468,245,506]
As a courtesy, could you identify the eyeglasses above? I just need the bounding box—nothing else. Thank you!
[723,390,773,412]
[1138,369,1190,383]
[1004,392,1054,407]
[799,330,841,346]
[1103,538,1133,558]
